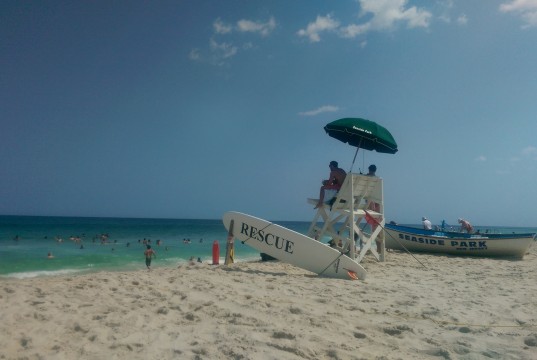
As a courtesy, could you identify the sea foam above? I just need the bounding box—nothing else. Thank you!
[1,268,84,279]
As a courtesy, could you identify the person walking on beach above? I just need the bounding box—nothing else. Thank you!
[144,245,156,270]
[315,161,346,208]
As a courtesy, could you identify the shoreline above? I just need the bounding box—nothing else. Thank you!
[0,254,262,279]
[1,247,536,359]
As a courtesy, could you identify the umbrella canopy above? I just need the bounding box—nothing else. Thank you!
[324,118,398,154]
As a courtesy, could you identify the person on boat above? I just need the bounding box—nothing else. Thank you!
[458,218,474,233]
[422,217,432,230]
[315,161,346,208]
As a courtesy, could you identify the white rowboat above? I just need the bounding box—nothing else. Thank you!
[384,224,535,259]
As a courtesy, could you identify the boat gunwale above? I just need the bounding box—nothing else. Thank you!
[385,223,536,241]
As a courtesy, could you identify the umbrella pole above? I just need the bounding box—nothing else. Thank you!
[348,140,362,259]
[349,145,361,260]
[350,143,361,173]
[349,173,355,260]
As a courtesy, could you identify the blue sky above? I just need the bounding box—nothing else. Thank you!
[1,0,536,226]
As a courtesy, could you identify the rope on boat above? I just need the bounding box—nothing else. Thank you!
[364,210,428,269]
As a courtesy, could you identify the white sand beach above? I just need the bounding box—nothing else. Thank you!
[1,246,536,360]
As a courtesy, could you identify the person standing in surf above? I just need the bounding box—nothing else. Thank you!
[144,245,156,270]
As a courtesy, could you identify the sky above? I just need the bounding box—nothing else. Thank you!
[1,0,537,226]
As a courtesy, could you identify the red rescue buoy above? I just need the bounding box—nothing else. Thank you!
[212,240,220,265]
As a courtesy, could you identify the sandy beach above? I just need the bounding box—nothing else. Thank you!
[1,245,536,360]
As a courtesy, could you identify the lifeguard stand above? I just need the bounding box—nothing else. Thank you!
[307,174,385,263]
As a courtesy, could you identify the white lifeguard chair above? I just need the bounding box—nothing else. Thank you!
[307,174,385,263]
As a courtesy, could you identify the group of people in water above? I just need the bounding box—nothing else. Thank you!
[43,234,206,269]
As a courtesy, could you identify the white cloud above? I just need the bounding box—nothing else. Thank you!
[237,17,276,36]
[357,0,432,31]
[214,18,233,34]
[214,17,276,36]
[297,14,340,42]
[299,105,339,116]
[475,155,487,162]
[521,145,537,157]
[437,0,470,25]
[210,38,238,59]
[510,156,521,162]
[457,14,469,25]
[500,0,537,12]
[204,16,275,65]
[312,0,432,41]
[438,14,451,24]
[340,23,371,38]
[499,0,537,28]
[189,48,201,61]
[441,0,454,9]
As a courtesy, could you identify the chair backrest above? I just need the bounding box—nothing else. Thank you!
[332,173,383,211]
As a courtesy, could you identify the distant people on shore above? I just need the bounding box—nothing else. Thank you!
[315,160,347,208]
[458,218,474,233]
[422,217,432,230]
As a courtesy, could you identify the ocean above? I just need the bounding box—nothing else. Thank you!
[1,215,536,279]
[0,215,311,279]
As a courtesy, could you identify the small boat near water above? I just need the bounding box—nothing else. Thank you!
[384,223,536,258]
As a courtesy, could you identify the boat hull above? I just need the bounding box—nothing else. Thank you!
[384,224,535,258]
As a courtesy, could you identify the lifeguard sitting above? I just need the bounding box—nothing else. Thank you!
[315,161,346,208]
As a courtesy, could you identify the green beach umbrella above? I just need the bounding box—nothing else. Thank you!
[324,117,398,171]
[324,117,398,154]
